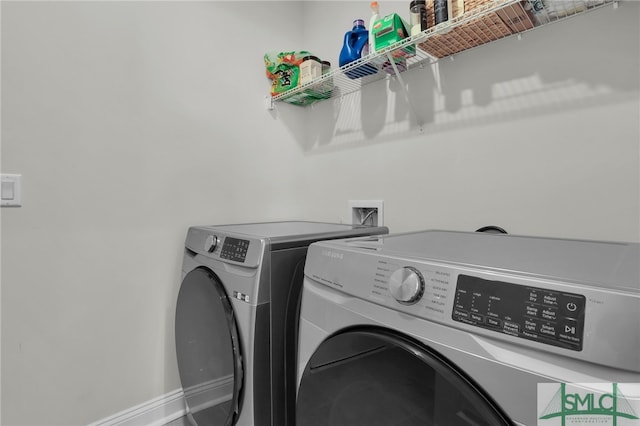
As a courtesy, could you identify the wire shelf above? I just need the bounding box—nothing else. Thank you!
[270,0,615,107]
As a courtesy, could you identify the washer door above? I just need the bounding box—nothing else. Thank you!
[175,267,243,426]
[297,327,512,426]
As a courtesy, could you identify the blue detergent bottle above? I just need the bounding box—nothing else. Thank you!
[339,19,378,79]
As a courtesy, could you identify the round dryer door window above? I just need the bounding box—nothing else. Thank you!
[297,328,512,426]
[175,268,243,426]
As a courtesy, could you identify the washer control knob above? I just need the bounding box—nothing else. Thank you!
[204,235,219,253]
[389,267,425,304]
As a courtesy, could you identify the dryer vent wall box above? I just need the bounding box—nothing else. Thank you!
[1,174,22,207]
[349,200,384,226]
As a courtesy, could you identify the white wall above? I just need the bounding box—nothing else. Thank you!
[294,1,640,240]
[1,1,638,425]
[1,2,305,424]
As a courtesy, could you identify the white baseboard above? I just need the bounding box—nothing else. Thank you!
[88,389,187,426]
[182,375,234,414]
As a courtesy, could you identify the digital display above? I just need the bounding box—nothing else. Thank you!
[220,237,250,263]
[452,275,585,351]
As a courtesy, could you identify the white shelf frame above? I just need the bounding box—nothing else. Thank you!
[268,0,616,109]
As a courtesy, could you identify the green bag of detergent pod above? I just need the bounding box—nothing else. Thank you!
[264,51,312,96]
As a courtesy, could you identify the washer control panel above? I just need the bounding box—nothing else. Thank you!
[452,274,586,351]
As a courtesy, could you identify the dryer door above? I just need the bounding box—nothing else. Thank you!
[176,267,243,426]
[297,327,512,426]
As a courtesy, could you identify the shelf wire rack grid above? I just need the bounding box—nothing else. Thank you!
[270,0,615,106]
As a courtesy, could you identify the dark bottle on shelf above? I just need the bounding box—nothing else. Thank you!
[434,0,452,25]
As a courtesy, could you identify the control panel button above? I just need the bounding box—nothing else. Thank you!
[503,321,520,335]
[558,318,581,340]
[525,304,540,318]
[454,309,470,320]
[560,296,585,318]
[486,317,502,328]
[470,313,484,323]
[541,308,558,321]
[539,323,557,338]
[542,293,559,308]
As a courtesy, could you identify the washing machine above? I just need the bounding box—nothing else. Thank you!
[296,230,640,426]
[175,221,388,426]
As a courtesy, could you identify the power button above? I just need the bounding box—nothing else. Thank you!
[560,295,585,319]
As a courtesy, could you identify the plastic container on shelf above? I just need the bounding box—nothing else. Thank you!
[339,19,378,79]
[369,2,380,52]
[299,55,323,85]
[288,60,333,104]
[409,0,428,36]
[304,61,333,101]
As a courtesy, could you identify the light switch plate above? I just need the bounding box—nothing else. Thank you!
[1,174,22,207]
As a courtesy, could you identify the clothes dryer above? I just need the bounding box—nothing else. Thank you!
[296,230,640,426]
[175,221,388,426]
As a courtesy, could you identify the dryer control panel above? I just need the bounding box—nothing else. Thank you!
[452,275,586,351]
[185,226,264,268]
[220,237,250,263]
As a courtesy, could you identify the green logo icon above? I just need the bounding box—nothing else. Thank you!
[539,383,639,425]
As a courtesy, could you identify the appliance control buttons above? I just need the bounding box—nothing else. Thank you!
[220,237,250,263]
[452,274,586,351]
[389,266,425,305]
[204,235,219,253]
